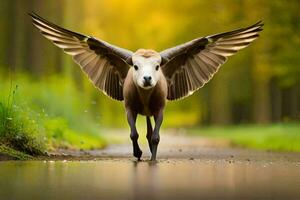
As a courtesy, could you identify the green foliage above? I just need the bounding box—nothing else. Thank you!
[0,75,106,155]
[0,84,45,155]
[44,117,106,150]
[0,145,33,160]
[188,124,300,152]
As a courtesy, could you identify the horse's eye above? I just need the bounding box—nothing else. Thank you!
[155,65,159,71]
[133,65,138,70]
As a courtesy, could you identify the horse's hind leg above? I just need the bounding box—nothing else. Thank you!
[146,116,153,153]
[151,109,163,161]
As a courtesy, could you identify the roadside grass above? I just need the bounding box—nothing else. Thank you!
[0,145,33,160]
[0,75,106,159]
[0,84,45,157]
[44,117,105,151]
[188,124,300,152]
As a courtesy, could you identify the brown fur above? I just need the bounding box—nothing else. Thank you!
[123,68,168,116]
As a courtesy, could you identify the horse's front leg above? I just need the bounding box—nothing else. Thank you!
[151,109,164,161]
[126,109,142,160]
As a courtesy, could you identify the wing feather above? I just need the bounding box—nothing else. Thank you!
[161,21,263,100]
[29,12,133,101]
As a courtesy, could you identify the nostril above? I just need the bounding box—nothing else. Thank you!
[143,76,152,82]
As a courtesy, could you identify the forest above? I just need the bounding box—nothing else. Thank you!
[0,0,299,157]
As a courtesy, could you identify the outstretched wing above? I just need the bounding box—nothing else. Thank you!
[160,21,263,100]
[29,12,133,101]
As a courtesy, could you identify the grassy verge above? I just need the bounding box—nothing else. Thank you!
[44,117,106,151]
[0,76,106,160]
[0,145,33,160]
[187,124,300,152]
[0,84,45,159]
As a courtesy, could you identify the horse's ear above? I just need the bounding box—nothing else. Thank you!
[126,57,133,66]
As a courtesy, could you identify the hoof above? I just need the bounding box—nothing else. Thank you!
[150,157,157,161]
[150,156,158,162]
[148,159,158,165]
[134,149,142,160]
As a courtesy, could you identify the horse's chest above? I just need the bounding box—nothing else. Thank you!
[136,94,157,116]
[129,91,164,116]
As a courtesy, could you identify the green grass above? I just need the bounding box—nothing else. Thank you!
[44,117,106,150]
[188,124,300,152]
[0,145,33,160]
[0,75,106,158]
[0,84,45,156]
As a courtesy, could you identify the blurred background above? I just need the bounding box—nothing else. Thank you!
[0,0,299,156]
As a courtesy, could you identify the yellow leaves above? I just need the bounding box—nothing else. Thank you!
[71,0,194,50]
[83,18,105,39]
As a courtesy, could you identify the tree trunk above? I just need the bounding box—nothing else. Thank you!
[252,60,271,124]
[209,73,232,125]
[270,78,282,122]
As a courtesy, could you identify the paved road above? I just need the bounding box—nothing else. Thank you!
[1,130,300,200]
[52,129,300,163]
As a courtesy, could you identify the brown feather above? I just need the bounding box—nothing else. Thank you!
[29,12,133,101]
[161,21,263,100]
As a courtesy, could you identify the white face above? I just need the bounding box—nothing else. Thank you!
[132,55,162,90]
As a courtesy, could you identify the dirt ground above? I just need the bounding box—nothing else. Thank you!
[47,129,300,163]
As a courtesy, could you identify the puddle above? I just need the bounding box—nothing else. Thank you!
[0,160,299,200]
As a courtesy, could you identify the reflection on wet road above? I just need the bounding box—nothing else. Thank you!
[0,159,299,200]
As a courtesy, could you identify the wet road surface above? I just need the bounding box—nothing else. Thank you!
[1,131,300,200]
